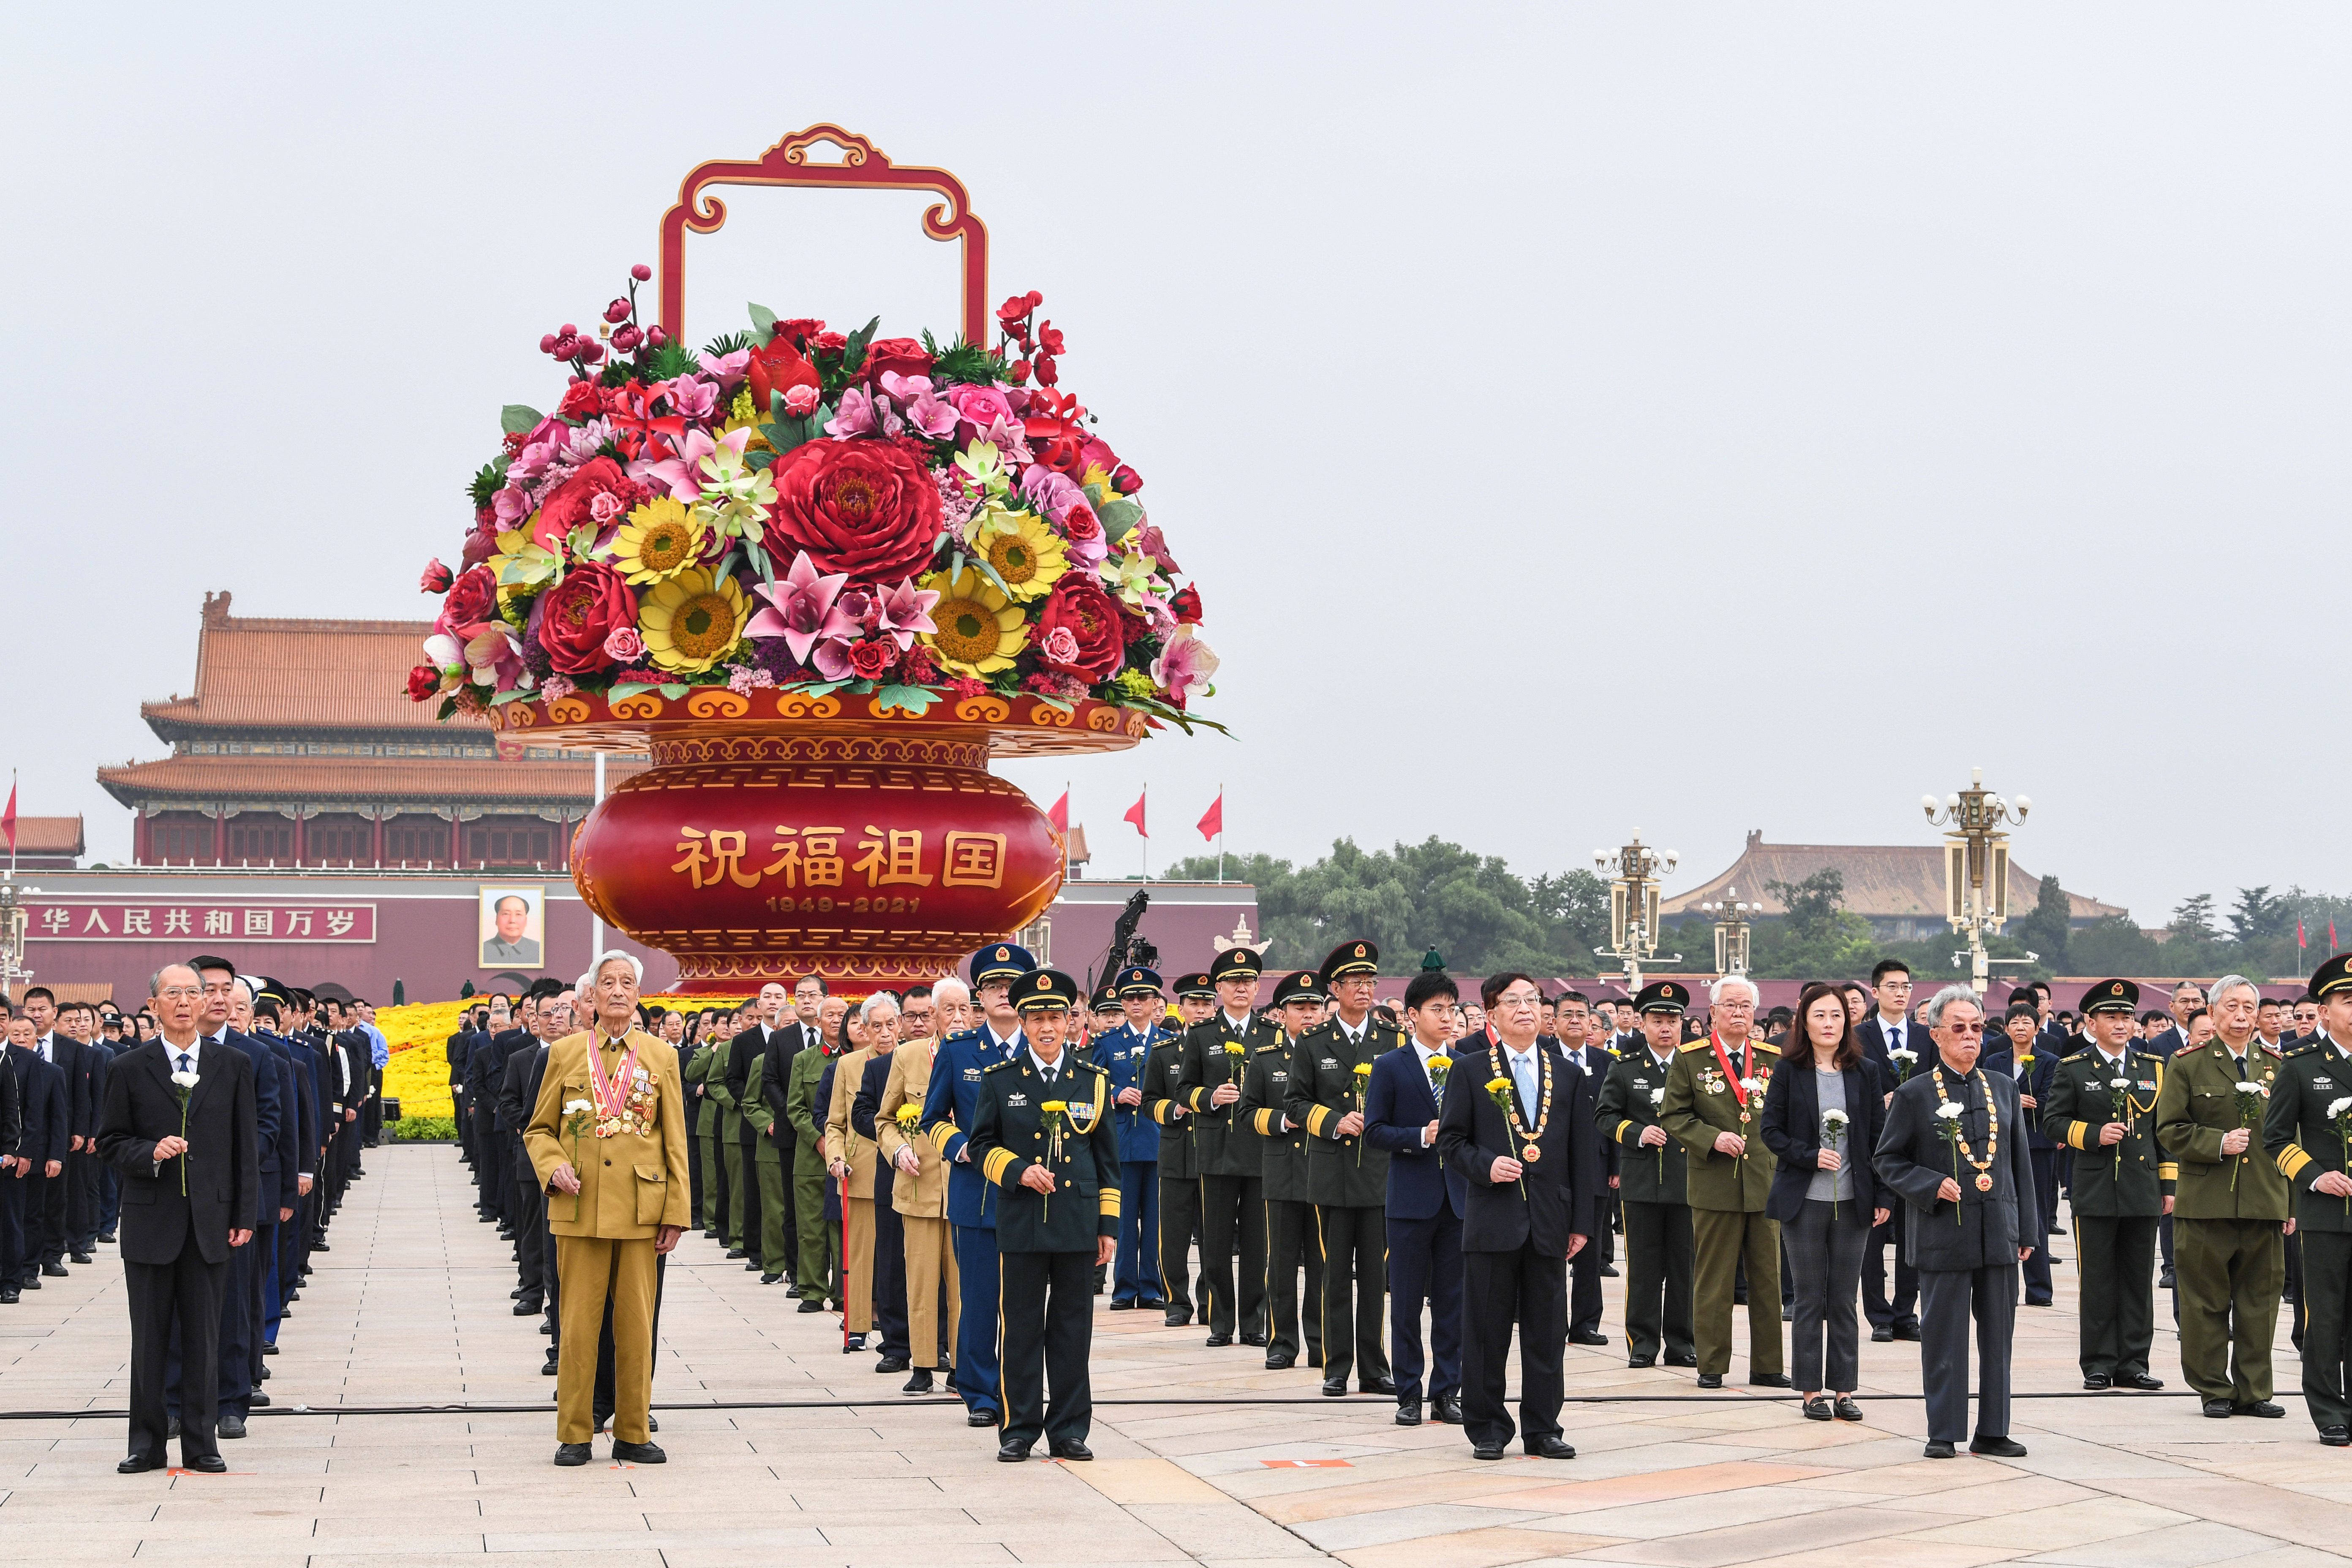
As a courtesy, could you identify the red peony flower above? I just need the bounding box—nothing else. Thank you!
[531,560,635,674]
[861,336,933,384]
[1170,585,1203,624]
[1033,573,1126,683]
[435,565,499,635]
[747,336,820,413]
[765,439,943,581]
[772,317,827,350]
[532,456,633,551]
[405,664,441,702]
[557,380,605,422]
[845,638,899,681]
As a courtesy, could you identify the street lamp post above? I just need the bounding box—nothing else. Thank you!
[0,873,37,1003]
[1920,766,2035,994]
[1593,830,1679,995]
[1698,887,1753,978]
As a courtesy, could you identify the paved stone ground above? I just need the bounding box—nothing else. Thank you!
[4,1145,2352,1568]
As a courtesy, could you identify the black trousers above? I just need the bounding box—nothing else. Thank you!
[1198,1174,1266,1339]
[1462,1241,1566,1451]
[27,1164,66,1271]
[1622,1200,1694,1363]
[69,1148,101,1250]
[455,1089,474,1165]
[1265,1198,1323,1362]
[870,1164,909,1358]
[1570,1195,1606,1336]
[2023,1148,2058,1304]
[512,1149,546,1303]
[1785,1200,1869,1394]
[1317,1204,1388,1387]
[1388,1206,1463,1404]
[2076,1213,2158,1379]
[1158,1175,1200,1316]
[2299,1230,2352,1432]
[999,1248,1095,1448]
[127,1247,227,1465]
[1919,1263,2017,1443]
[0,1168,22,1281]
[1864,1216,1919,1331]
[243,1217,276,1392]
[738,1132,766,1267]
[774,1137,800,1278]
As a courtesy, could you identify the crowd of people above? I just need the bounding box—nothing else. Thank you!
[0,961,384,1471]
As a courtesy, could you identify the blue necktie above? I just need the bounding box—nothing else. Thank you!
[1513,1051,1535,1112]
[177,1053,192,1075]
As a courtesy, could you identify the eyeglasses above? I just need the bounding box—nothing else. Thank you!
[155,986,203,1001]
[1942,1022,1986,1035]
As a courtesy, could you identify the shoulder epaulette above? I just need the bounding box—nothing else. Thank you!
[2062,1048,2093,1063]
[2262,1042,2284,1058]
[1679,1041,1712,1054]
[2285,1040,2320,1059]
[983,1057,1018,1074]
[1255,1042,1287,1054]
[1751,1040,1780,1056]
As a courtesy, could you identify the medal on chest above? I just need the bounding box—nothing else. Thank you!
[1934,1065,1998,1190]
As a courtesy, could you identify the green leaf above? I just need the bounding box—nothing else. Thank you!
[490,687,534,706]
[748,302,778,341]
[840,316,882,373]
[743,538,775,585]
[785,678,852,698]
[610,682,657,699]
[747,449,775,472]
[642,340,693,381]
[955,549,1015,601]
[874,684,939,716]
[661,683,690,699]
[703,330,755,358]
[1098,496,1144,538]
[920,328,939,357]
[500,404,543,435]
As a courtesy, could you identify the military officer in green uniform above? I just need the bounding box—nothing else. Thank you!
[2264,953,2352,1444]
[1288,939,1400,1397]
[784,1025,841,1313]
[1596,980,1695,1369]
[1176,948,1275,1348]
[1143,973,1209,1328]
[1244,970,1323,1370]
[2042,978,2171,1391]
[969,969,1119,1463]
[1660,975,1784,1388]
[2156,973,2289,1418]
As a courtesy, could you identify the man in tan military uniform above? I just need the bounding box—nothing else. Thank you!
[525,953,692,1466]
[1660,975,1785,1389]
[877,994,959,1394]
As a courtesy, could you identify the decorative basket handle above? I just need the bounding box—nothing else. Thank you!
[657,125,989,348]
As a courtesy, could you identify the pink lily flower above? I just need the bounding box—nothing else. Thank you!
[825,385,904,440]
[638,427,716,501]
[810,635,857,682]
[697,348,751,385]
[820,586,877,642]
[745,550,849,664]
[1151,626,1219,701]
[873,577,941,651]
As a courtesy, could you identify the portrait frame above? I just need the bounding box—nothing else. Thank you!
[477,883,546,972]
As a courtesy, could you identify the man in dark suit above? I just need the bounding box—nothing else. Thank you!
[447,1013,477,1169]
[2148,982,2206,1060]
[5,1018,67,1295]
[1872,983,2040,1459]
[761,976,825,1285]
[0,1027,21,1302]
[1436,971,1595,1462]
[731,983,793,1278]
[1364,969,1468,1427]
[1552,990,1617,1346]
[250,991,314,1351]
[20,989,101,1266]
[498,988,562,1317]
[1857,959,1923,1342]
[227,980,299,1406]
[471,995,531,1230]
[97,963,259,1474]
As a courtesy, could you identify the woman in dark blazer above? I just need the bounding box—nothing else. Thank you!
[1761,982,1889,1421]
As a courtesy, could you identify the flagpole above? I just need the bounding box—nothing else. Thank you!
[1141,784,1149,882]
[1217,781,1225,885]
[5,770,15,880]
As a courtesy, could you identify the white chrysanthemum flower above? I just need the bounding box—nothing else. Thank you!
[169,1071,199,1090]
[1935,1101,1963,1120]
[2329,1097,2352,1119]
[564,1099,593,1115]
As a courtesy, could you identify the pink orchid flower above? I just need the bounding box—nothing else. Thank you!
[874,577,941,651]
[665,374,719,422]
[746,550,850,664]
[697,348,751,385]
[638,427,716,501]
[1151,626,1219,701]
[825,385,904,440]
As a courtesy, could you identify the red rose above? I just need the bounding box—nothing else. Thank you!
[419,558,454,594]
[860,336,933,384]
[1170,585,1202,624]
[1111,463,1143,495]
[813,330,847,354]
[405,664,441,702]
[532,456,632,551]
[459,518,499,570]
[1058,500,1104,555]
[773,317,826,350]
[765,439,943,580]
[531,560,634,674]
[747,336,820,414]
[557,380,605,422]
[1033,574,1125,683]
[435,565,498,635]
[846,638,899,681]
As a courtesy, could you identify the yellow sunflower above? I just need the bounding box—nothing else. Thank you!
[981,512,1069,603]
[918,564,1027,676]
[608,498,707,586]
[639,566,749,674]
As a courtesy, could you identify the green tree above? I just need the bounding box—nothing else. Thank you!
[1749,870,1877,980]
[2067,915,2165,976]
[2009,874,2072,974]
[2171,893,2218,941]
[2230,886,2292,946]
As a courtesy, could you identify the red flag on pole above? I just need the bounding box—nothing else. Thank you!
[2300,917,2308,949]
[1197,792,1224,842]
[0,779,15,856]
[1122,790,1147,837]
[2332,919,2340,950]
[1045,789,1069,833]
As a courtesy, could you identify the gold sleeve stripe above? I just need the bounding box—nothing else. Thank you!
[981,1148,1018,1186]
[1151,1102,1171,1125]
[1099,1190,1121,1217]
[1614,1122,1634,1146]
[1252,1109,1274,1135]
[1093,1078,1108,1128]
[2158,1163,2180,1181]
[2281,1146,2313,1180]
[2066,1121,2088,1152]
[927,1122,958,1156]
[1186,1087,1208,1111]
[1308,1105,1333,1137]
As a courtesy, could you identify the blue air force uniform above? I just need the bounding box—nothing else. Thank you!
[1096,966,1165,1307]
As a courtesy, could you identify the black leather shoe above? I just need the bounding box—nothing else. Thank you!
[2082,1374,2112,1390]
[1663,1352,1698,1368]
[1360,1374,1396,1396]
[0,1288,18,1304]
[1750,1372,1791,1388]
[1322,1377,1348,1398]
[1471,1441,1506,1461]
[1432,1393,1463,1425]
[1696,1372,1723,1389]
[1265,1355,1295,1370]
[1240,1332,1269,1347]
[2203,1398,2235,1418]
[1205,1334,1232,1348]
[40,1263,67,1277]
[968,1410,997,1427]
[540,1319,555,1335]
[1164,1310,1191,1327]
[218,1414,247,1440]
[2121,1373,2165,1391]
[875,1356,911,1374]
[726,1247,747,1259]
[611,1440,665,1464]
[902,1369,935,1395]
[1598,1263,1619,1277]
[513,1300,542,1316]
[1395,1399,1422,1426]
[71,1252,93,1265]
[248,1391,271,1408]
[542,1357,559,1376]
[1628,1356,1656,1369]
[1803,1396,1832,1421]
[798,1298,828,1313]
[19,1277,40,1289]
[1108,1300,1136,1310]
[118,1452,166,1473]
[2322,1426,2351,1447]
[2235,1400,2286,1418]
[167,1416,180,1439]
[554,1443,592,1467]
[1050,1440,1093,1460]
[1970,1435,2028,1458]
[997,1438,1032,1462]
[510,1286,528,1298]
[761,1273,782,1285]
[2159,1267,2177,1289]
[1924,1440,1957,1459]
[1568,1330,1610,1347]
[1870,1326,1895,1343]
[1525,1435,1576,1459]
[186,1455,227,1474]
[1889,1322,1921,1340]
[1833,1396,1864,1422]
[1140,1298,1167,1311]
[262,1343,278,1356]
[98,1232,115,1244]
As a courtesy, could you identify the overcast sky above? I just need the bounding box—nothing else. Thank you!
[5,4,2344,926]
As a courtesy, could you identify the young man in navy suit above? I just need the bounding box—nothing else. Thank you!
[1365,968,1468,1427]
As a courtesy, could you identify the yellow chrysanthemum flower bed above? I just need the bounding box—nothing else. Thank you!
[372,992,752,1124]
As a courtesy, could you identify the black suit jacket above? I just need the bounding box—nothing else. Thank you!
[2148,1026,2187,1059]
[1855,1015,1924,1080]
[1437,1035,1593,1256]
[726,1028,767,1142]
[1759,1057,1887,1222]
[759,1022,806,1141]
[1873,1062,2041,1273]
[9,1048,65,1167]
[1552,1037,1622,1182]
[96,1040,259,1266]
[0,1044,18,1156]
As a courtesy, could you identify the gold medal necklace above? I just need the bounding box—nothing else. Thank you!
[1932,1065,1998,1190]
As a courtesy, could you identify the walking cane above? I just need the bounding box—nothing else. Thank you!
[838,1164,851,1353]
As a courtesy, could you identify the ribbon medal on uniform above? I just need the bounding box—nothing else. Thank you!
[588,1038,640,1139]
